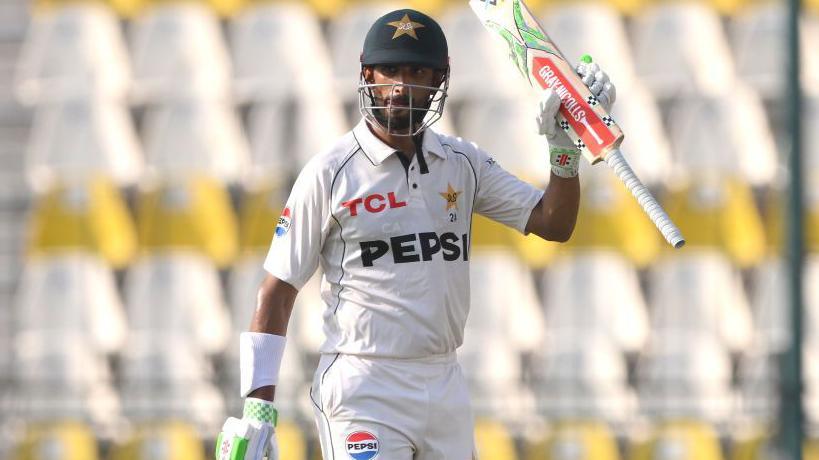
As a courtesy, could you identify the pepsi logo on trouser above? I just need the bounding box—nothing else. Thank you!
[346,431,380,460]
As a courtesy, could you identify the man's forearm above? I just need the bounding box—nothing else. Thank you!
[246,276,299,401]
[525,173,580,242]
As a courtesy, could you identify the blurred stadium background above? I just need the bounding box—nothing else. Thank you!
[0,0,817,458]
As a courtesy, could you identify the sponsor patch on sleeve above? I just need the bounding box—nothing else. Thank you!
[275,207,292,238]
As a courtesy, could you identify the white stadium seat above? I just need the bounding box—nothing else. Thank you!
[457,97,550,184]
[730,4,819,100]
[124,252,231,355]
[141,98,249,183]
[536,334,636,422]
[26,97,143,191]
[631,3,737,98]
[540,3,637,88]
[603,82,673,187]
[246,92,347,180]
[542,250,650,355]
[15,252,127,354]
[440,4,525,103]
[665,84,778,186]
[130,3,232,102]
[460,249,543,421]
[327,3,403,105]
[649,250,753,353]
[638,331,734,422]
[13,331,121,426]
[15,2,130,104]
[230,2,336,103]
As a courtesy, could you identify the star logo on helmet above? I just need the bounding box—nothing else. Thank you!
[387,14,426,40]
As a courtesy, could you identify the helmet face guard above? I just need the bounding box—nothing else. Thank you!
[357,67,449,137]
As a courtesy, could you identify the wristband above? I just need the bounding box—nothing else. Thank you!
[549,147,580,178]
[243,397,278,427]
[239,332,286,397]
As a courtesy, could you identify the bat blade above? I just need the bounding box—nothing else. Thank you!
[468,0,686,249]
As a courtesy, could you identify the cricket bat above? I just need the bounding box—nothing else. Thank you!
[469,0,685,249]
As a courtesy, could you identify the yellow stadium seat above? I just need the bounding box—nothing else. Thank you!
[731,429,819,460]
[472,213,559,268]
[304,0,349,19]
[475,419,519,460]
[109,421,205,460]
[763,189,819,255]
[628,420,723,460]
[562,175,661,268]
[13,421,99,460]
[134,0,247,17]
[137,177,238,268]
[34,0,147,17]
[525,419,620,460]
[276,420,309,460]
[663,178,766,268]
[28,178,137,269]
[239,184,283,252]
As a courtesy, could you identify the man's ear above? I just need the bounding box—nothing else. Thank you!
[362,66,374,83]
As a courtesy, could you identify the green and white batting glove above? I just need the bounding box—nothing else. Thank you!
[215,398,279,460]
[536,54,617,178]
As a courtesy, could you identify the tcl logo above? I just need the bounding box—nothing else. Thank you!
[342,192,406,217]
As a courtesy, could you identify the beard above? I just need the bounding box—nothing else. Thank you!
[371,94,431,134]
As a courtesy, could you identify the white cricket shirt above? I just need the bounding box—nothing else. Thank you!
[264,119,544,358]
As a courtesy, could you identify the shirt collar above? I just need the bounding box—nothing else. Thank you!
[353,118,447,166]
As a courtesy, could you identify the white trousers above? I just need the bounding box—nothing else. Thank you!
[310,352,477,460]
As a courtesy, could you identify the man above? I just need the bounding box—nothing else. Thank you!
[217,8,615,460]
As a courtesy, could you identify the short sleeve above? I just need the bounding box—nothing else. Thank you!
[263,159,330,290]
[473,148,544,234]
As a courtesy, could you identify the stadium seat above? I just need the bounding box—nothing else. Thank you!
[731,430,819,460]
[136,177,239,268]
[238,185,283,251]
[124,252,231,354]
[637,331,734,422]
[16,2,130,104]
[129,2,232,102]
[457,96,550,184]
[539,3,637,88]
[28,178,138,268]
[663,178,766,268]
[524,420,620,460]
[327,2,414,104]
[12,421,99,460]
[230,2,335,103]
[649,250,753,353]
[35,0,147,18]
[631,3,736,99]
[664,86,778,188]
[474,419,519,460]
[440,4,526,103]
[461,247,543,420]
[245,92,348,180]
[628,420,724,460]
[563,166,662,267]
[730,4,819,101]
[141,98,250,183]
[541,250,649,355]
[109,421,205,460]
[26,98,143,191]
[15,252,127,353]
[536,334,636,422]
[12,331,121,426]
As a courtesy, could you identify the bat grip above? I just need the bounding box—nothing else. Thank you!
[604,149,685,249]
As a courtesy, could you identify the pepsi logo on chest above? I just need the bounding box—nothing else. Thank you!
[345,431,380,460]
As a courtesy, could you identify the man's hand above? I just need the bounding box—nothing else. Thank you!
[215,398,279,460]
[536,56,617,178]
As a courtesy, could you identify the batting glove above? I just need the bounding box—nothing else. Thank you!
[215,398,279,460]
[536,56,617,178]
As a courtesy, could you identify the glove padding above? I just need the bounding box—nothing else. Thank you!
[216,398,279,460]
[536,58,617,178]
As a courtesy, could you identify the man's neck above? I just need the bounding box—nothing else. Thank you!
[367,121,417,159]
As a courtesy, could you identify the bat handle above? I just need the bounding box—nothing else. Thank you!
[604,148,686,249]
